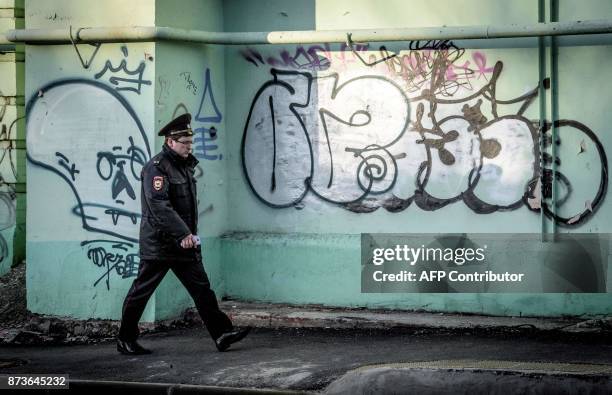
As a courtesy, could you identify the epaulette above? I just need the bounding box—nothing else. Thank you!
[153,155,172,173]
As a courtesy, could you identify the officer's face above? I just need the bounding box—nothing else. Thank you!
[169,137,193,158]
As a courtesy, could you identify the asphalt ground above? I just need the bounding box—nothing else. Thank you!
[1,327,612,393]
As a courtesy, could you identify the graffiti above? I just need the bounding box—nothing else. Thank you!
[408,40,462,51]
[193,68,223,160]
[172,103,189,119]
[0,91,19,186]
[179,71,198,95]
[56,152,80,181]
[195,126,221,161]
[193,123,222,160]
[378,45,495,96]
[157,76,170,106]
[241,43,369,71]
[27,79,151,287]
[243,69,411,209]
[82,240,139,290]
[241,44,333,71]
[27,79,151,242]
[94,46,152,94]
[0,88,19,265]
[96,136,145,201]
[242,54,607,226]
[0,192,15,264]
[530,120,608,226]
[195,68,222,123]
[241,42,495,97]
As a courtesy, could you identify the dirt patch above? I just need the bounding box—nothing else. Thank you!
[0,265,203,345]
[0,263,28,326]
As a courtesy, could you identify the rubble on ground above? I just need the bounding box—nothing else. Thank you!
[0,264,203,345]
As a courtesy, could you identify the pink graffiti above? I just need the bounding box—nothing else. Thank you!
[241,44,497,95]
[240,43,370,71]
[472,52,495,79]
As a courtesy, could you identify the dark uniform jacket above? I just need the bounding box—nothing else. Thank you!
[139,144,199,261]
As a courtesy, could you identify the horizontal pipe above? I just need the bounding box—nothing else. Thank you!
[2,19,612,45]
[0,44,16,52]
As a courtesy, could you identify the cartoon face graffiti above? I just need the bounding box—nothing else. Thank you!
[26,80,151,242]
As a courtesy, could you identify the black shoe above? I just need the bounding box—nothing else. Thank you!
[117,339,152,355]
[215,327,251,352]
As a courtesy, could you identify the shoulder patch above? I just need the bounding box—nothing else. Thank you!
[153,176,164,191]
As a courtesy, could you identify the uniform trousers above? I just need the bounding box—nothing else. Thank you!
[118,256,233,341]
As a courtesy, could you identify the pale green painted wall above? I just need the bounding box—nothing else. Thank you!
[222,233,612,317]
[24,0,229,321]
[154,0,227,319]
[225,0,544,235]
[314,0,538,28]
[0,0,25,275]
[21,0,612,320]
[221,0,612,316]
[25,0,157,319]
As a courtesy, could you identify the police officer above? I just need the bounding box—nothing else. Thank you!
[117,113,250,355]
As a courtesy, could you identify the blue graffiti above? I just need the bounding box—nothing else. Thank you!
[193,126,222,161]
[193,68,223,160]
[194,68,222,122]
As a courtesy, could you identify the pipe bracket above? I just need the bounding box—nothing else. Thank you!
[69,26,101,69]
[345,32,397,67]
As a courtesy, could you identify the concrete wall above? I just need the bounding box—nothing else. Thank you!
[24,0,229,321]
[25,0,157,319]
[153,0,226,319]
[222,0,612,316]
[20,0,612,320]
[0,0,25,275]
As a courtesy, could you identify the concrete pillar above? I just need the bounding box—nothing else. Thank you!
[0,0,25,274]
[25,0,158,319]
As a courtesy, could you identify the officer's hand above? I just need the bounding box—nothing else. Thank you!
[180,234,195,249]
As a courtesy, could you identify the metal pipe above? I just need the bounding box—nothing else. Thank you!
[550,0,559,236]
[3,19,612,45]
[538,0,548,240]
[0,44,15,52]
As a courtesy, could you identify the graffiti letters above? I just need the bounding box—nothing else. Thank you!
[242,47,607,226]
[241,43,367,71]
[179,71,198,95]
[241,44,332,70]
[94,46,152,94]
[239,42,496,96]
[82,240,139,290]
